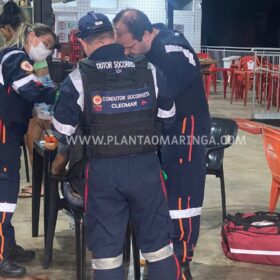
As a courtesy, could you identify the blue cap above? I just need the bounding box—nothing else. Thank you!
[76,11,113,39]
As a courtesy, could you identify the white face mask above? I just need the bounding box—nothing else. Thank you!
[28,42,52,62]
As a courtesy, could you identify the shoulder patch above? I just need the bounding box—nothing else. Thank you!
[20,61,33,73]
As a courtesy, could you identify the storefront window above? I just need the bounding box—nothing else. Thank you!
[90,0,117,9]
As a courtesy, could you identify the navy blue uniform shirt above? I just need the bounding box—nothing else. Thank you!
[146,29,210,127]
[52,44,176,144]
[0,45,56,132]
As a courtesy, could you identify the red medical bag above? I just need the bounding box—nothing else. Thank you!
[221,212,280,265]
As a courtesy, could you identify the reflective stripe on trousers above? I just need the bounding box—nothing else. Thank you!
[91,254,123,270]
[169,207,202,219]
[142,244,174,263]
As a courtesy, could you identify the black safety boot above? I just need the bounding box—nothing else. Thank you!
[0,259,26,278]
[6,244,36,263]
[182,262,193,280]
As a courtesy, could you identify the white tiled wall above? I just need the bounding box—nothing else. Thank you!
[53,0,202,50]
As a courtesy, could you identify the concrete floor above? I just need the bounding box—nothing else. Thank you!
[9,85,280,279]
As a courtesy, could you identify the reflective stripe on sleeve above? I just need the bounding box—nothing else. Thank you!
[165,45,196,66]
[0,203,16,213]
[148,63,158,99]
[169,207,202,219]
[91,254,123,270]
[69,68,84,111]
[230,248,280,256]
[157,102,176,118]
[141,244,173,263]
[52,116,77,136]
[12,74,38,92]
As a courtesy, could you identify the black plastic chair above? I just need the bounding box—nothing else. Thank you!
[20,139,30,182]
[43,160,86,280]
[49,60,67,84]
[43,160,139,280]
[206,118,238,221]
[49,60,76,84]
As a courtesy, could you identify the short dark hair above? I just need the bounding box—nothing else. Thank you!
[33,23,56,44]
[113,9,153,41]
[83,29,114,44]
[0,1,25,31]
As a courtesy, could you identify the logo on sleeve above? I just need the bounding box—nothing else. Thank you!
[20,61,33,73]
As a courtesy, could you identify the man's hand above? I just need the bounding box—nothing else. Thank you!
[51,153,68,176]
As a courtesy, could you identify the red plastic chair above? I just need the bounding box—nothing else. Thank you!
[231,56,259,106]
[234,118,263,134]
[266,64,280,111]
[197,52,216,98]
[69,29,83,63]
[262,127,280,211]
[197,53,229,99]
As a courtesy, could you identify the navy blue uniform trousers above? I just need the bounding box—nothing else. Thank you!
[166,169,206,264]
[162,116,208,265]
[85,152,180,280]
[0,121,23,260]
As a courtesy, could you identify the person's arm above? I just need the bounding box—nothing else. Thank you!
[4,53,56,104]
[147,40,198,97]
[51,143,69,176]
[51,75,82,143]
[149,63,176,129]
[51,74,83,175]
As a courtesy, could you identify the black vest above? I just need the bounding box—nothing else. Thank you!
[79,57,160,158]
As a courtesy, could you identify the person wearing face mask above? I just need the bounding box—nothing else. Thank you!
[0,1,55,198]
[28,41,52,61]
[0,22,56,278]
[19,36,56,198]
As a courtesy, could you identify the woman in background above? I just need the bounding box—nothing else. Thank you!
[0,1,55,198]
[0,0,25,43]
[0,22,56,277]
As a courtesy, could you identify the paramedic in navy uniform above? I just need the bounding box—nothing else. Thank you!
[0,23,56,278]
[113,9,211,280]
[51,11,181,280]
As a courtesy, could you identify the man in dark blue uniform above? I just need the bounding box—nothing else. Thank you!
[0,23,56,277]
[52,11,181,280]
[113,9,211,280]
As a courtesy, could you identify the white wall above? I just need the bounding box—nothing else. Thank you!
[53,0,202,50]
[53,0,166,23]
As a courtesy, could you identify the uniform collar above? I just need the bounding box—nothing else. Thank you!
[88,43,125,61]
[146,29,179,63]
[146,30,166,61]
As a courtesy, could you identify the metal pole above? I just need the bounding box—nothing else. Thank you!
[33,0,52,27]
[33,0,42,23]
[251,50,257,119]
[167,1,174,29]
